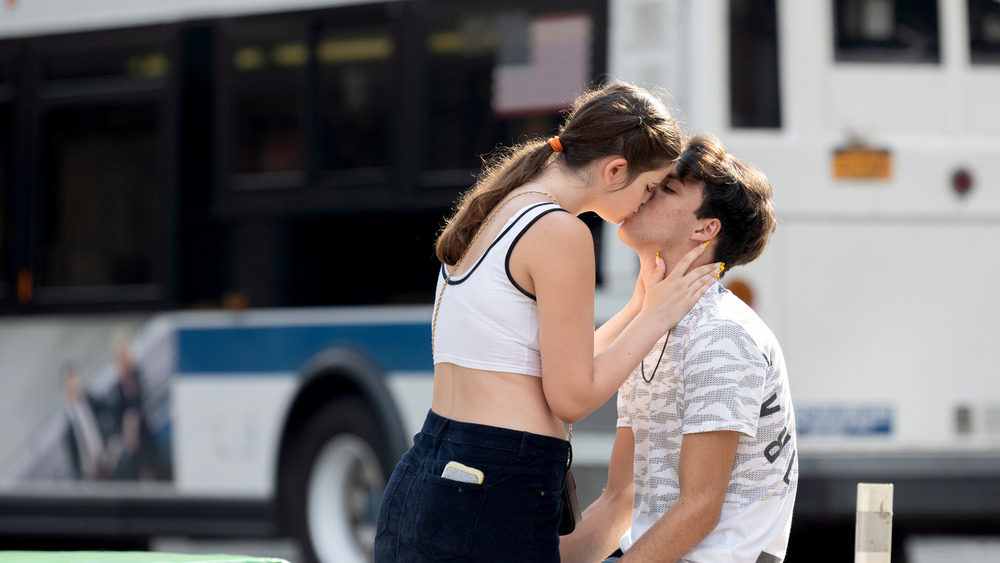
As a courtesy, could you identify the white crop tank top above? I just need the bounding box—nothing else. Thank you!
[432,201,567,377]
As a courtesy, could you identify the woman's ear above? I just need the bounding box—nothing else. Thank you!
[602,157,629,186]
[693,218,721,243]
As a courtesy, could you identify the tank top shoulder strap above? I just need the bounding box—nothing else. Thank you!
[442,201,566,284]
[504,202,570,299]
[508,201,565,227]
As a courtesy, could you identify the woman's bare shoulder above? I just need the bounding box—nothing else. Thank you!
[516,210,595,279]
[525,208,593,248]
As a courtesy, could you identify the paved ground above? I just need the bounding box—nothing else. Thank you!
[151,538,302,563]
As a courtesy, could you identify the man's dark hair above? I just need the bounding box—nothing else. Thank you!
[673,133,776,272]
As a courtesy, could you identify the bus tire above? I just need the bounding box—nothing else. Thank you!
[280,396,391,563]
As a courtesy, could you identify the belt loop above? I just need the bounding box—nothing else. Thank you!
[435,415,452,457]
[440,414,452,439]
[517,434,530,462]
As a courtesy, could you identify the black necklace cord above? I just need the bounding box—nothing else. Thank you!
[641,330,671,383]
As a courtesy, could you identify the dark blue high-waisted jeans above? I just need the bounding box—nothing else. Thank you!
[374,410,570,562]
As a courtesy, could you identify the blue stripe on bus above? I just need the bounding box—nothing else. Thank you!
[177,323,433,374]
[796,404,893,437]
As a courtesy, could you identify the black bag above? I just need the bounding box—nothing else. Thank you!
[558,467,582,535]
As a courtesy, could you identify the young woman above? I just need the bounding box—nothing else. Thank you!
[374,82,720,561]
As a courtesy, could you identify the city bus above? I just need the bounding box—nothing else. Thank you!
[1,1,999,562]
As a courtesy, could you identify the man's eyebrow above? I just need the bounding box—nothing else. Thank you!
[665,171,680,181]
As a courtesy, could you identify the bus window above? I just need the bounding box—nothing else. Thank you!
[0,44,8,301]
[227,22,307,177]
[729,0,782,128]
[41,29,169,81]
[318,24,394,175]
[0,44,8,86]
[969,0,1000,64]
[833,0,940,63]
[422,8,594,175]
[38,103,160,295]
[0,106,8,301]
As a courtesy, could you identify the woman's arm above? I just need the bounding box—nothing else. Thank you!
[515,213,717,422]
[594,275,644,356]
[560,426,636,563]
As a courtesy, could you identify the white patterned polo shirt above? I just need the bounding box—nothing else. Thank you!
[617,282,798,563]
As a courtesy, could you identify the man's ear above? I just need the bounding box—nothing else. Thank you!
[602,157,629,186]
[693,218,721,243]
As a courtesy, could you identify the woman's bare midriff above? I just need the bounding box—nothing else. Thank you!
[431,363,566,439]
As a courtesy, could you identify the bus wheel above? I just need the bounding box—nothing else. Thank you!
[282,397,388,563]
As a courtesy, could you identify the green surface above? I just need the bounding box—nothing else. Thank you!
[0,553,289,563]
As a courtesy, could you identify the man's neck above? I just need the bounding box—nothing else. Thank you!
[636,243,716,278]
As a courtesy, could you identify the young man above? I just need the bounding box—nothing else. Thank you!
[562,134,797,563]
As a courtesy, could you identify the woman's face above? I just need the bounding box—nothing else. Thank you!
[596,165,672,224]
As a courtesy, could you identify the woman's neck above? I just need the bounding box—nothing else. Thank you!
[526,166,590,215]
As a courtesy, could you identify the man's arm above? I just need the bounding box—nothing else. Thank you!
[619,430,741,563]
[560,426,635,563]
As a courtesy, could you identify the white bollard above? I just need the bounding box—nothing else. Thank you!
[855,483,893,563]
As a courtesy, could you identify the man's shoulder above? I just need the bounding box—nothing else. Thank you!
[680,286,780,353]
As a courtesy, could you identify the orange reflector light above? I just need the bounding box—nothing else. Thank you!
[17,269,31,304]
[833,148,892,180]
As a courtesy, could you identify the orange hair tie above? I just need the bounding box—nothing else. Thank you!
[548,136,564,153]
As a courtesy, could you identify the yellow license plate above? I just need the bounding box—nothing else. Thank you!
[833,149,892,180]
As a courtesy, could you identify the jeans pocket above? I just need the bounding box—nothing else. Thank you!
[414,472,487,559]
[530,485,564,559]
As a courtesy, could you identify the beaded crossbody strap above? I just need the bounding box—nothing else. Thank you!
[566,423,573,466]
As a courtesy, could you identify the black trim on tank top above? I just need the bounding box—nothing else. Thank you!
[443,202,558,286]
[505,207,571,300]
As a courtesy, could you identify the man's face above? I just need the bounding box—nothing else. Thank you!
[618,168,706,253]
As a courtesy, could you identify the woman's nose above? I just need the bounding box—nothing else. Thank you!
[642,187,654,204]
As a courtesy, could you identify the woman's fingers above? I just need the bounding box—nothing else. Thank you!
[692,267,719,299]
[696,262,723,288]
[687,261,722,285]
[652,253,667,282]
[639,245,725,331]
[641,253,667,292]
[669,262,722,303]
[667,241,709,279]
[663,261,722,299]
